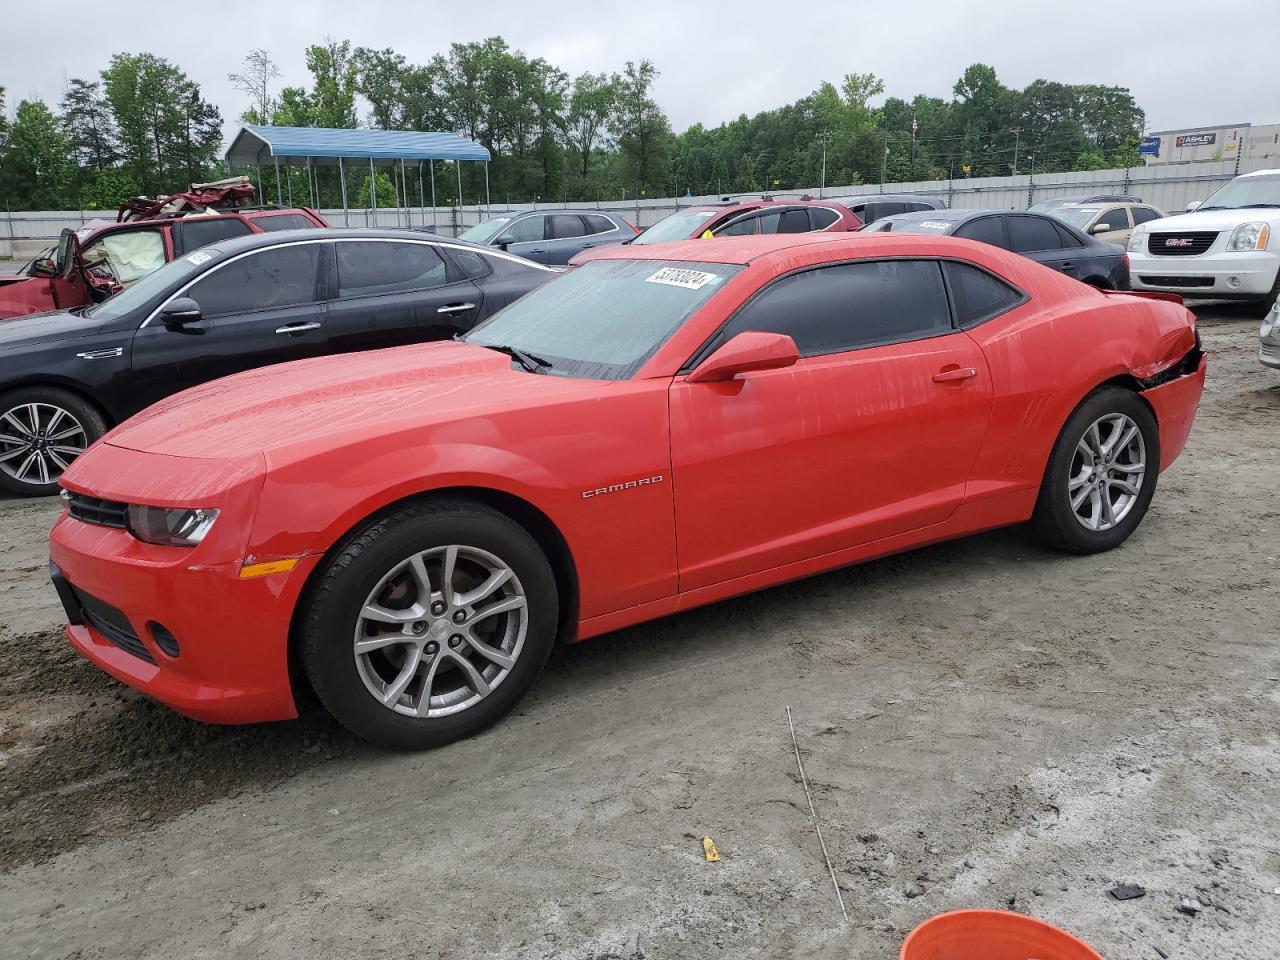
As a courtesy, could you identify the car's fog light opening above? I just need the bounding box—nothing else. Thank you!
[1229,276,1241,288]
[149,621,180,659]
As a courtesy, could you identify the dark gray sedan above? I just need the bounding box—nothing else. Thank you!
[866,209,1130,289]
[457,210,637,265]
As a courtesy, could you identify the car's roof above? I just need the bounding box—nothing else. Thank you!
[832,194,944,205]
[1237,168,1280,179]
[189,227,494,259]
[875,208,1007,224]
[583,230,1008,267]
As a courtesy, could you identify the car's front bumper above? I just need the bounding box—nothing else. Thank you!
[1128,250,1279,299]
[49,446,317,725]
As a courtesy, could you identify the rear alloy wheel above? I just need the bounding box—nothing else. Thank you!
[301,500,558,749]
[0,388,106,497]
[1032,386,1160,554]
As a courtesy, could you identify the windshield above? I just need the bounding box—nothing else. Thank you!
[87,249,213,322]
[458,216,515,244]
[1198,174,1280,210]
[1052,207,1104,228]
[633,208,719,244]
[465,258,742,380]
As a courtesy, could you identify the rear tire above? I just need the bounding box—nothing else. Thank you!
[300,499,558,750]
[1031,386,1160,555]
[0,386,106,497]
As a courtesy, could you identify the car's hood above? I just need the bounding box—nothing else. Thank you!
[0,308,100,345]
[105,340,610,461]
[0,273,29,285]
[1146,208,1280,232]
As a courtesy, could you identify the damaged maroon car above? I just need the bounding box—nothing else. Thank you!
[0,178,327,320]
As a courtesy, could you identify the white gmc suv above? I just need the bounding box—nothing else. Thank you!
[1128,168,1280,313]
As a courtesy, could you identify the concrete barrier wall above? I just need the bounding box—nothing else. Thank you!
[2,156,1274,258]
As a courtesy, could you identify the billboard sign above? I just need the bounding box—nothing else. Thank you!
[1175,133,1217,148]
[1138,136,1161,157]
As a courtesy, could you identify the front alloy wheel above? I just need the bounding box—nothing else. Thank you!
[354,545,528,718]
[301,500,558,749]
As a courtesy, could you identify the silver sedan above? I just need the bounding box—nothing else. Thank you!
[1263,299,1280,369]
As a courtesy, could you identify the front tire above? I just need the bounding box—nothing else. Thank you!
[1031,386,1160,554]
[0,387,106,497]
[300,500,558,749]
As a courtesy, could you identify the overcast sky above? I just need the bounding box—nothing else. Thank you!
[2,0,1276,148]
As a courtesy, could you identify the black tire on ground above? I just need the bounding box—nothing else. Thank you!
[0,386,107,498]
[300,499,559,750]
[1031,386,1160,555]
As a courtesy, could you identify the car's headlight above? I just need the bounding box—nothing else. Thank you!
[1226,222,1270,252]
[1127,226,1147,253]
[127,505,220,546]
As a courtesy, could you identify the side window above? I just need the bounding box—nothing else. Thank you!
[548,214,588,240]
[336,241,448,297]
[953,217,1007,248]
[445,247,492,279]
[583,214,616,234]
[1007,216,1066,253]
[500,216,543,244]
[178,217,253,254]
[185,245,322,318]
[906,202,936,213]
[720,259,952,357]
[717,213,760,236]
[809,207,840,230]
[777,208,812,233]
[1131,206,1161,226]
[1053,222,1086,247]
[1096,208,1130,231]
[81,229,166,284]
[252,213,319,232]
[943,261,1025,329]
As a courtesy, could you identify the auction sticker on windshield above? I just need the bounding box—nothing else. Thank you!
[645,267,719,290]
[919,220,951,230]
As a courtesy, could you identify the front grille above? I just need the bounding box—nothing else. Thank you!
[71,586,154,663]
[1147,231,1218,256]
[1138,275,1215,288]
[63,490,129,529]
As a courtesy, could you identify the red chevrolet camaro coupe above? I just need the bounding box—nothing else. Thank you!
[50,233,1207,749]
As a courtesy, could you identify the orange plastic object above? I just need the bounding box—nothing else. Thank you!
[900,909,1104,960]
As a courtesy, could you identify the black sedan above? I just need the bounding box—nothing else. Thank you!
[0,229,556,496]
[865,209,1129,290]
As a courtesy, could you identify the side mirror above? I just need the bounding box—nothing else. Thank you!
[31,257,57,278]
[495,236,513,250]
[159,297,203,329]
[687,331,800,384]
[1090,222,1113,234]
[1185,200,1202,212]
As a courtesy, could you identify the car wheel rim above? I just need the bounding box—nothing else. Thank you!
[353,545,528,718]
[1069,412,1146,532]
[0,402,88,487]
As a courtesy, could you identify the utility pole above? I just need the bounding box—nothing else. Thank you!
[816,129,833,197]
[1026,154,1036,208]
[880,139,889,188]
[1011,129,1021,175]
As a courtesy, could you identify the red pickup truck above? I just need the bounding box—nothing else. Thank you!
[0,178,327,320]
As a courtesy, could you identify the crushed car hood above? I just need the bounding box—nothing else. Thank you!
[105,340,612,461]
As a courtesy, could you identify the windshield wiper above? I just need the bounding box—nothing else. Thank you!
[480,343,553,375]
[1236,203,1280,209]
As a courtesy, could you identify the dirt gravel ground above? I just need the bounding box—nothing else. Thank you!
[0,308,1277,960]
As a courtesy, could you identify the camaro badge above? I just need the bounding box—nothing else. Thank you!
[581,475,665,499]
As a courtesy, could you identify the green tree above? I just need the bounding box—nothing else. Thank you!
[566,72,617,183]
[305,39,358,128]
[101,52,223,194]
[353,46,410,128]
[61,78,119,171]
[0,100,75,209]
[611,60,671,197]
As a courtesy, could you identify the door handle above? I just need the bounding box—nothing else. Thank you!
[1058,262,1075,271]
[529,248,547,254]
[932,366,978,383]
[275,321,322,335]
[437,302,477,314]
